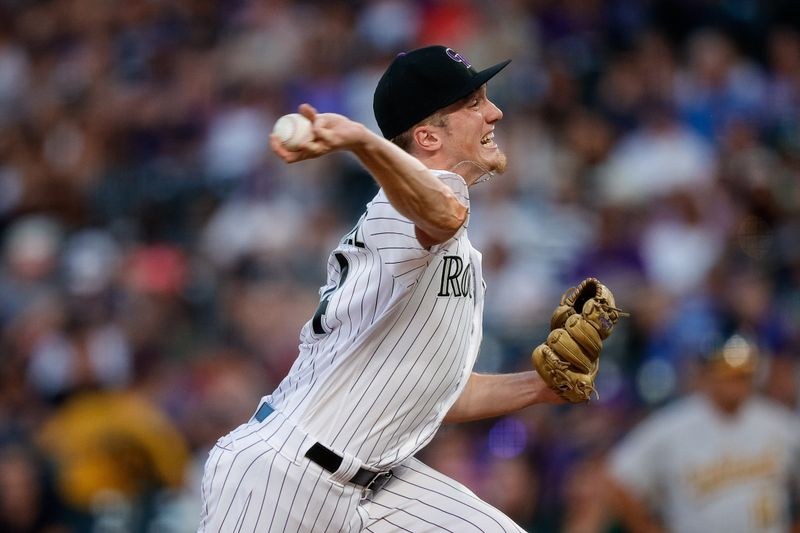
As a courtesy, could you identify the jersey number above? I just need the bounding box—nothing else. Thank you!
[312,252,350,335]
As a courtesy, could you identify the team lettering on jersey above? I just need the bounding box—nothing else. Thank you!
[685,450,781,497]
[438,255,474,298]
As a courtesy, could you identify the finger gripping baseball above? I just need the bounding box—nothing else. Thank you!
[273,113,314,151]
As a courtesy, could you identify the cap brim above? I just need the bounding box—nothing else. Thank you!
[434,59,511,112]
[442,59,511,110]
[474,59,512,88]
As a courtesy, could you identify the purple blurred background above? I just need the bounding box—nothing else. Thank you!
[0,1,798,531]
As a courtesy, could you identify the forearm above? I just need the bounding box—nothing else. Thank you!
[351,128,467,243]
[606,477,668,533]
[443,371,562,423]
[271,105,466,244]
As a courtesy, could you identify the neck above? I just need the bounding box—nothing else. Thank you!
[709,395,747,417]
[449,160,496,185]
[415,154,489,185]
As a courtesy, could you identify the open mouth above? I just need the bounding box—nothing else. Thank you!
[480,132,496,147]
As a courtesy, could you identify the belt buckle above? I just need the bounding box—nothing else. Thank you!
[365,470,393,493]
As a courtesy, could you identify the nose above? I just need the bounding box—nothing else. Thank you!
[486,99,503,122]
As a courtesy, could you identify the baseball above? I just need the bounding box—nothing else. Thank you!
[273,113,314,151]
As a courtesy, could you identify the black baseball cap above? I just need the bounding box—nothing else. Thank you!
[373,45,511,140]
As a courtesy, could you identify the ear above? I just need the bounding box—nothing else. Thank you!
[412,126,442,153]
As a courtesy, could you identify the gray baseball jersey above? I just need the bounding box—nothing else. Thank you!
[198,170,526,532]
[610,394,800,533]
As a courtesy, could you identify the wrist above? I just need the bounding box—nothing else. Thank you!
[351,123,383,153]
[532,371,565,405]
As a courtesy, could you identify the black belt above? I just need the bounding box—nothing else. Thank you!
[253,403,393,491]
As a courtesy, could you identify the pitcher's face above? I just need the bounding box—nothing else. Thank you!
[438,85,507,184]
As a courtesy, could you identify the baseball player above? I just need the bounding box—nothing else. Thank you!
[606,334,800,533]
[198,45,622,532]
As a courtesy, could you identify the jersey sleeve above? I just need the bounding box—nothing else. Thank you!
[359,170,469,281]
[608,413,670,504]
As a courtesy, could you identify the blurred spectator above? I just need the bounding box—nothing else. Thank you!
[560,455,612,533]
[37,390,189,530]
[675,29,766,143]
[639,191,724,296]
[482,454,541,531]
[356,0,421,53]
[597,98,716,206]
[764,27,800,154]
[26,312,131,401]
[0,438,65,533]
[0,216,62,328]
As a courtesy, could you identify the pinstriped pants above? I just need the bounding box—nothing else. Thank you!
[198,412,526,532]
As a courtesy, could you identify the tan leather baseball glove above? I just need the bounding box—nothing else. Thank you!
[532,278,627,403]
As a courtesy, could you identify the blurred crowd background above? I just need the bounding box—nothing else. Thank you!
[0,0,799,531]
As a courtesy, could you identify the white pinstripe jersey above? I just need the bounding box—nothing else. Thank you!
[267,170,483,470]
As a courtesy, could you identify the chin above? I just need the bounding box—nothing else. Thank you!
[494,152,508,173]
[485,151,507,174]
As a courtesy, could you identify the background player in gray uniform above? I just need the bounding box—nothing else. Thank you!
[605,334,800,533]
[198,45,569,533]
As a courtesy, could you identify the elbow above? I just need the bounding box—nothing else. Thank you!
[429,196,468,236]
[443,199,468,232]
[417,205,466,246]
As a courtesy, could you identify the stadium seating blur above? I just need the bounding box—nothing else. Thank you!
[0,1,797,531]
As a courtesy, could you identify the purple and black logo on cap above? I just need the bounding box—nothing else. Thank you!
[445,48,472,69]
